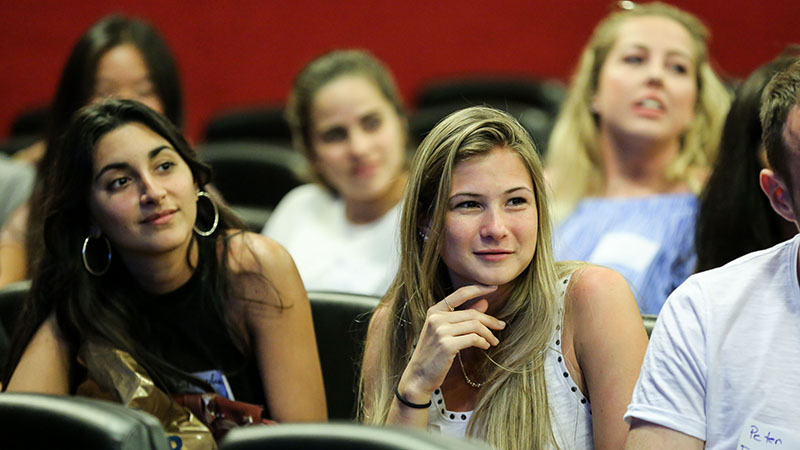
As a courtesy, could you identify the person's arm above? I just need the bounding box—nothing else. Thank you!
[227,232,326,422]
[260,185,303,239]
[0,204,30,288]
[624,277,709,447]
[6,314,70,394]
[11,140,46,165]
[567,266,648,450]
[625,418,704,449]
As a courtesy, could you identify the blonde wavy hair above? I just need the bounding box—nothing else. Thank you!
[546,2,731,222]
[360,106,577,449]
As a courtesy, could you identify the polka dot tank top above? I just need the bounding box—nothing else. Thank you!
[426,272,594,449]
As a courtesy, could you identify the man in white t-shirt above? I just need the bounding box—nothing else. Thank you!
[624,59,800,449]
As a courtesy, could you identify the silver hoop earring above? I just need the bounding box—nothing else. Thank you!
[82,234,111,276]
[194,190,219,237]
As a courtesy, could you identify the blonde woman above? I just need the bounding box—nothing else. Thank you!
[361,106,648,449]
[546,2,730,314]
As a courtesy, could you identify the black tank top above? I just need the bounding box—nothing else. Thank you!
[133,257,268,411]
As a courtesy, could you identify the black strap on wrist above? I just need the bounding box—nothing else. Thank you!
[394,385,432,409]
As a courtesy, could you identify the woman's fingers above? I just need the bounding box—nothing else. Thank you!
[435,308,506,330]
[435,284,497,312]
[401,286,504,398]
[449,333,492,351]
[441,320,501,346]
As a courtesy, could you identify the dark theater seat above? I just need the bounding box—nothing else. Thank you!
[220,423,492,450]
[0,392,171,450]
[307,291,379,421]
[0,280,29,374]
[642,314,657,338]
[197,141,308,231]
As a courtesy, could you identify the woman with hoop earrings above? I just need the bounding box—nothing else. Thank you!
[360,107,647,449]
[1,99,327,424]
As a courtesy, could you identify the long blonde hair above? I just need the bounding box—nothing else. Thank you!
[546,2,730,222]
[360,106,570,449]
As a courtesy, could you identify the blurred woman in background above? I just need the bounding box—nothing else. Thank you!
[546,2,730,314]
[262,49,409,296]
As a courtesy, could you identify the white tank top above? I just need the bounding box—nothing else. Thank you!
[427,273,594,449]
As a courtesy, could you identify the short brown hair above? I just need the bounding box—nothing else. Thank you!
[761,57,800,184]
[286,49,408,192]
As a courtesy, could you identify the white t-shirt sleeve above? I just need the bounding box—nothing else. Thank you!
[625,276,708,441]
[261,185,304,244]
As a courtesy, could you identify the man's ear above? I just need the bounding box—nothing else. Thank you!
[760,168,796,222]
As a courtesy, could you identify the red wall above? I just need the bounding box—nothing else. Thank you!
[1,0,798,143]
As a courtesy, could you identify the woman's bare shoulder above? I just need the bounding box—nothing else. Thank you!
[563,264,646,356]
[223,230,295,278]
[5,314,71,394]
[565,264,633,310]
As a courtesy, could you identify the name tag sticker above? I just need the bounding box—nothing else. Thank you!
[737,419,800,449]
[588,232,659,272]
[192,370,235,400]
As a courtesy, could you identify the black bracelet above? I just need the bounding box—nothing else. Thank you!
[394,385,432,409]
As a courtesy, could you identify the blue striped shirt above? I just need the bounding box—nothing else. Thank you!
[554,193,697,315]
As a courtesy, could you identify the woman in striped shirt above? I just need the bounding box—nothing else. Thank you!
[546,2,730,314]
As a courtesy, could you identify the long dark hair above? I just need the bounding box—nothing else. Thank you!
[24,15,183,276]
[695,53,799,272]
[2,99,245,393]
[49,14,183,137]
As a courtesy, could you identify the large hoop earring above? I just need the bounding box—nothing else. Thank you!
[82,234,112,276]
[194,190,219,237]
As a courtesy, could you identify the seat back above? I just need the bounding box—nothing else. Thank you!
[198,142,309,231]
[416,77,564,114]
[204,106,292,146]
[0,393,171,450]
[220,423,492,450]
[0,280,29,334]
[410,101,554,150]
[0,280,29,374]
[199,142,308,208]
[642,314,657,338]
[411,77,566,150]
[307,291,380,421]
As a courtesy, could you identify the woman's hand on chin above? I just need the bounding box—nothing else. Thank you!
[397,284,503,403]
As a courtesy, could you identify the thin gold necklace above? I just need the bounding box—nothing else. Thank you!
[457,350,486,388]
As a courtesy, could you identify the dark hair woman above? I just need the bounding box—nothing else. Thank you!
[1,14,184,288]
[2,99,327,424]
[695,52,800,271]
